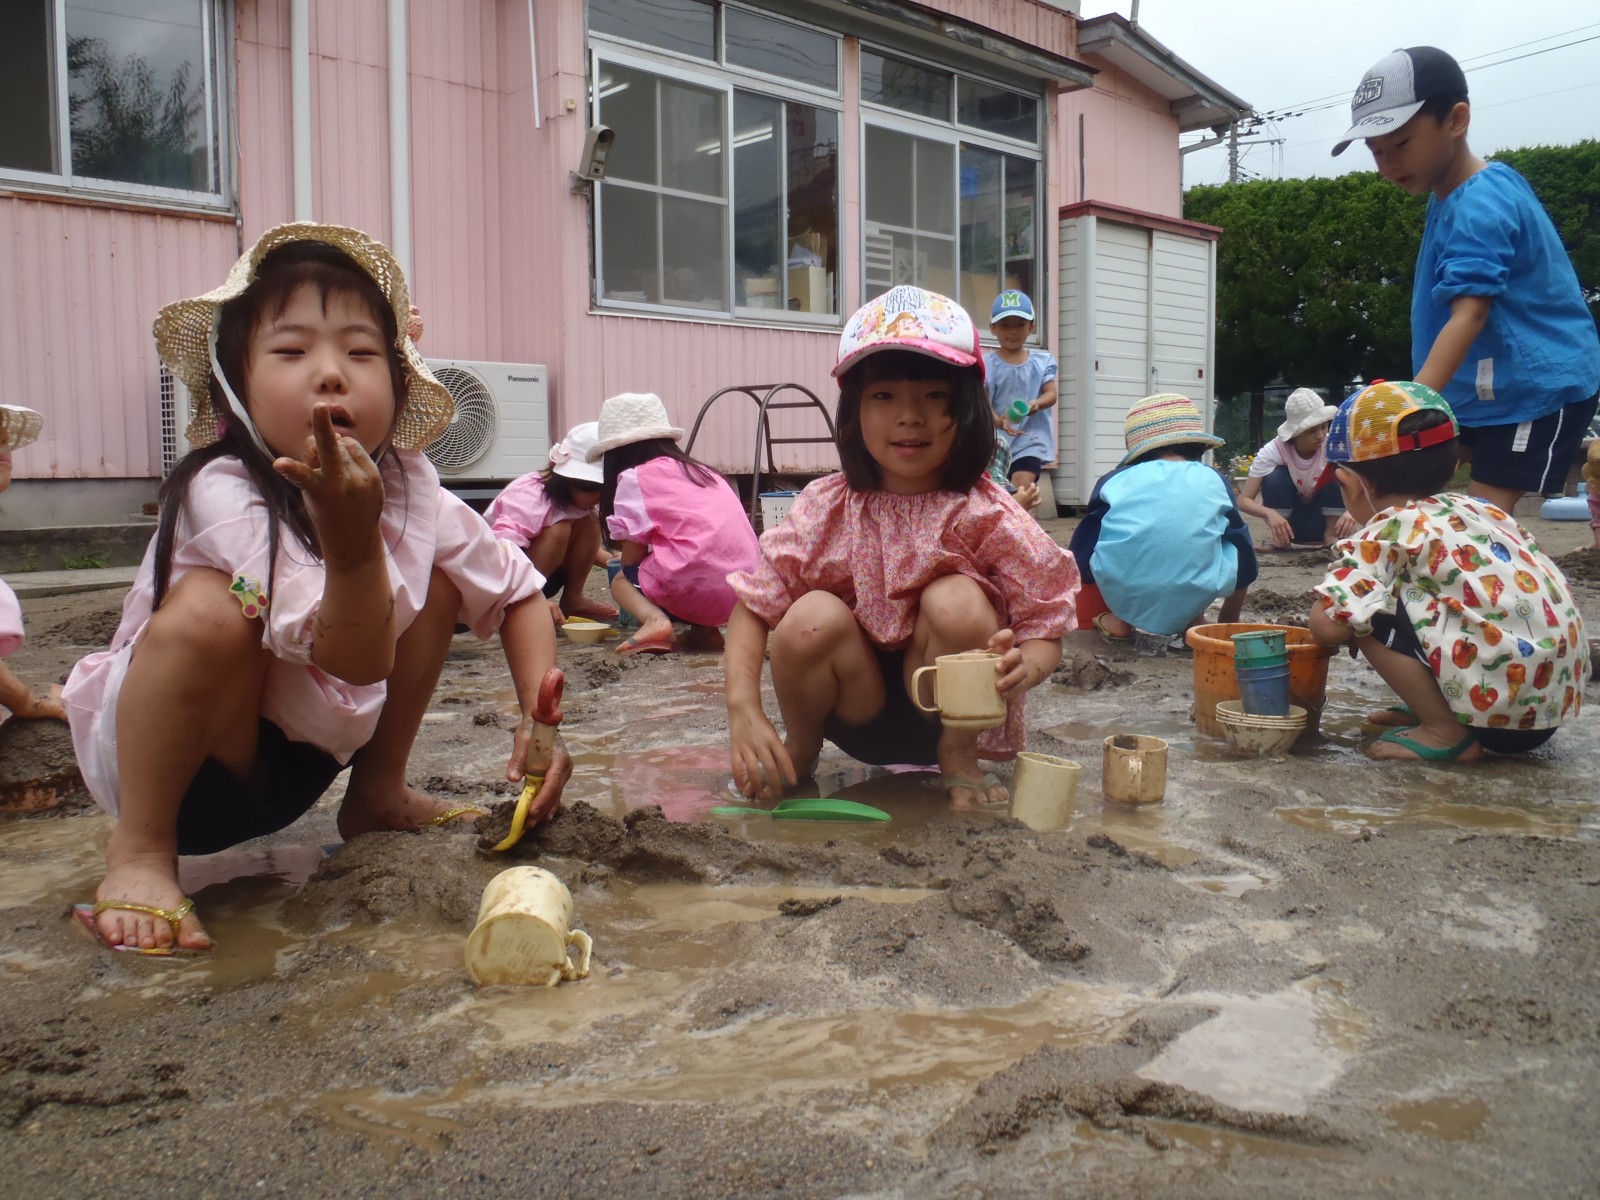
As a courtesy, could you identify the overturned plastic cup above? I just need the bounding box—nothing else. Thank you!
[465,866,592,987]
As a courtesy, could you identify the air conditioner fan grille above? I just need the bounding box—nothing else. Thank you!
[425,367,497,472]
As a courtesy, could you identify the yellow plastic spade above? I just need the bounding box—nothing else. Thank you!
[490,773,544,852]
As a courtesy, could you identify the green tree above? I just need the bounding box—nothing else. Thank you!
[1490,140,1600,324]
[1184,174,1424,444]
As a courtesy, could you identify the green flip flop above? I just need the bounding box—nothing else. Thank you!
[1373,727,1478,761]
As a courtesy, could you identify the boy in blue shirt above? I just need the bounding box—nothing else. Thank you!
[984,290,1058,513]
[1333,46,1600,515]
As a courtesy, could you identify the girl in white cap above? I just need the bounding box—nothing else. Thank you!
[0,405,66,722]
[724,287,1079,807]
[63,224,570,954]
[1236,388,1356,549]
[485,421,617,624]
[585,392,760,655]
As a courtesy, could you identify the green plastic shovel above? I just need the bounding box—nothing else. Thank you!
[709,798,890,823]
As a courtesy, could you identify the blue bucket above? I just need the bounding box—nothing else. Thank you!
[1235,662,1291,717]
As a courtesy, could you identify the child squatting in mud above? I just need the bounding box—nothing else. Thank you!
[63,223,573,954]
[1310,381,1587,762]
[724,286,1079,807]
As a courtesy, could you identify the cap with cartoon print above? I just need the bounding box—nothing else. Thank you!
[833,286,982,380]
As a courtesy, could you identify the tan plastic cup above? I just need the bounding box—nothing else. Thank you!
[911,651,1006,730]
[1010,753,1081,831]
[1102,734,1168,805]
[465,866,593,987]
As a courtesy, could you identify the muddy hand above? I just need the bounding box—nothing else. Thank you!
[274,403,385,571]
[986,628,1027,696]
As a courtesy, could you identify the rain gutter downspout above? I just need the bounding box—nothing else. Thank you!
[389,0,412,278]
[291,0,312,218]
[528,0,542,129]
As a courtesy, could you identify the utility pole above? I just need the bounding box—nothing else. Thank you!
[1225,120,1285,184]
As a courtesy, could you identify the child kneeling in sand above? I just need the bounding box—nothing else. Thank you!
[724,286,1078,807]
[1310,381,1586,761]
[64,223,571,953]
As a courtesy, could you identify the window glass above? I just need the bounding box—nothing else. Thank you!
[863,126,955,296]
[957,77,1038,144]
[784,105,837,314]
[724,7,836,90]
[66,0,214,190]
[0,3,55,173]
[661,196,726,308]
[1003,153,1037,302]
[600,183,662,303]
[660,78,723,196]
[959,146,1004,324]
[589,0,715,60]
[598,64,659,185]
[860,50,950,120]
[863,125,912,228]
[733,93,782,309]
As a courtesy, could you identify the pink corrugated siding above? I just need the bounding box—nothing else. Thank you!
[0,197,238,479]
[236,0,294,231]
[1058,65,1182,217]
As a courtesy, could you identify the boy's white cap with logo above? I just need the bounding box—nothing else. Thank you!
[1331,46,1468,156]
[833,286,982,380]
[990,290,1035,323]
[548,421,604,482]
[1278,388,1339,441]
[585,393,685,461]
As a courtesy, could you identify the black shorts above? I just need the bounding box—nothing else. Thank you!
[1367,609,1555,755]
[540,565,568,598]
[1009,455,1044,478]
[1458,393,1598,495]
[822,646,942,767]
[174,719,347,855]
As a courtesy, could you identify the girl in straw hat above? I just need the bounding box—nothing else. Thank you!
[0,405,67,722]
[63,224,569,954]
[1235,387,1357,550]
[725,287,1078,807]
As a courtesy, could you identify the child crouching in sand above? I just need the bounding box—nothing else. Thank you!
[724,287,1078,806]
[64,223,571,953]
[1310,381,1586,761]
[0,406,67,722]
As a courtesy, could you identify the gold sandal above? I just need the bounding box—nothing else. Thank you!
[74,897,205,956]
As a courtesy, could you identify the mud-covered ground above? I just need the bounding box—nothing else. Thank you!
[1,511,1598,1199]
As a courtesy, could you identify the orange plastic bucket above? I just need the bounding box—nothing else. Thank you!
[1185,623,1336,737]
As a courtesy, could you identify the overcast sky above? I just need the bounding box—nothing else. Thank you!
[1079,1,1600,189]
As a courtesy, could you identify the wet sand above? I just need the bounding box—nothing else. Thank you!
[1,514,1597,1198]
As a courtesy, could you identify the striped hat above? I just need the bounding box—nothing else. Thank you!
[1121,393,1223,465]
[1325,380,1457,463]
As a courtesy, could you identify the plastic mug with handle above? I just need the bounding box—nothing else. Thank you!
[911,651,1006,730]
[1102,734,1168,805]
[465,866,593,987]
[1010,752,1081,831]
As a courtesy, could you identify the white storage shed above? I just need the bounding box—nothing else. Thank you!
[1052,201,1221,506]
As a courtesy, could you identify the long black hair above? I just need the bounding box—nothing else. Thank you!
[834,349,994,492]
[152,241,408,609]
[598,437,720,549]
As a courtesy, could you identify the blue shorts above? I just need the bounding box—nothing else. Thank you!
[1458,393,1598,495]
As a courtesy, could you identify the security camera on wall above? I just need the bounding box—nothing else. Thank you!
[570,125,614,191]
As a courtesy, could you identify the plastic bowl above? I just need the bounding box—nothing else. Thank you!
[562,620,613,644]
[1215,700,1308,758]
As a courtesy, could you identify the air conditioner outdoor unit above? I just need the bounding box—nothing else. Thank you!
[159,364,191,476]
[423,359,550,483]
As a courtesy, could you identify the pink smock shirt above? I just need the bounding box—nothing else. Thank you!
[0,578,23,658]
[63,452,543,816]
[606,457,759,627]
[727,473,1080,757]
[484,471,592,548]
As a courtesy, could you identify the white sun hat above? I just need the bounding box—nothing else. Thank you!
[585,393,685,461]
[1277,388,1339,441]
[0,406,44,452]
[548,421,604,483]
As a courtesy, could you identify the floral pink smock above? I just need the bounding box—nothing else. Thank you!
[727,473,1080,757]
[0,578,22,659]
[1314,494,1586,730]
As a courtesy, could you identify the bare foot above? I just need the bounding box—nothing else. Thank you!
[938,729,1007,808]
[337,782,477,839]
[615,615,675,655]
[561,595,619,622]
[679,624,725,652]
[1367,706,1420,728]
[95,850,211,951]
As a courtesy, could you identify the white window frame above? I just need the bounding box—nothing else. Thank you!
[1,0,232,212]
[858,44,1045,339]
[590,22,844,326]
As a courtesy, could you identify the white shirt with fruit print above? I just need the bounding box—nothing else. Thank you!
[1314,494,1586,731]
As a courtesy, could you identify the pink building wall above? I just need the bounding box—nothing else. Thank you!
[4,0,1169,486]
[1058,63,1183,218]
